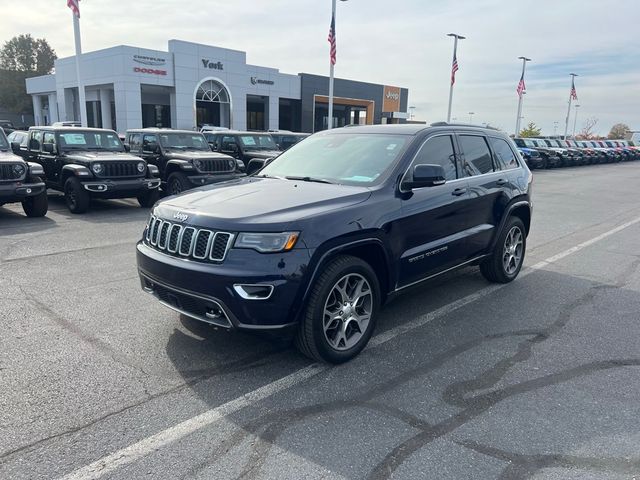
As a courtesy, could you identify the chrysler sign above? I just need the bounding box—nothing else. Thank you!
[133,55,166,66]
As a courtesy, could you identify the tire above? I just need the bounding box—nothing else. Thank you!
[137,188,160,208]
[167,172,191,196]
[21,177,48,217]
[64,176,90,214]
[295,255,381,364]
[480,216,526,284]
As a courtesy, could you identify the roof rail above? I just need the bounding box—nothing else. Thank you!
[430,121,501,131]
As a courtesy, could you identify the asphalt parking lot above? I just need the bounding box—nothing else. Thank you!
[2,162,640,480]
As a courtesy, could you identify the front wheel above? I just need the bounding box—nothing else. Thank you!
[22,178,48,217]
[137,188,160,208]
[167,172,191,196]
[295,255,381,364]
[480,216,526,284]
[64,176,90,214]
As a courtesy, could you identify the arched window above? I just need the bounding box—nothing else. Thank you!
[196,80,230,104]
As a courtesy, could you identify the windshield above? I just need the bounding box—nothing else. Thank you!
[259,133,409,186]
[56,130,124,152]
[238,134,277,150]
[522,139,536,148]
[0,130,8,150]
[158,132,209,151]
[531,140,545,148]
[546,139,561,148]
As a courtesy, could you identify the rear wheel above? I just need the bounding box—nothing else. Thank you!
[295,255,380,363]
[137,188,160,208]
[480,216,526,284]
[64,176,90,214]
[167,172,191,196]
[21,177,48,217]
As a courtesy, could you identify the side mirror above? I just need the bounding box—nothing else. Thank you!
[123,144,131,152]
[42,143,56,154]
[246,158,267,175]
[402,164,446,190]
[11,142,21,154]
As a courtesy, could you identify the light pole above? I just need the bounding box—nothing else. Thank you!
[468,111,474,123]
[572,104,580,138]
[514,56,531,137]
[327,0,348,130]
[563,73,578,139]
[553,121,559,136]
[446,33,465,122]
[409,105,416,120]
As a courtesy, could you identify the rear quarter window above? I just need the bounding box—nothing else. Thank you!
[489,137,520,170]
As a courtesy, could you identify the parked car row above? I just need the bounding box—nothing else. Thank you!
[514,138,640,169]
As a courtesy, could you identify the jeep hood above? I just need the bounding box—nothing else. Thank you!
[164,150,233,161]
[0,150,24,163]
[154,176,371,231]
[242,150,280,160]
[64,151,143,162]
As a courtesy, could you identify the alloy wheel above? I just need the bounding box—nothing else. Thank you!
[502,226,523,275]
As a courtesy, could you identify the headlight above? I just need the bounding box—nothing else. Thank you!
[193,159,202,170]
[137,162,146,173]
[235,232,299,253]
[92,163,103,174]
[12,164,26,177]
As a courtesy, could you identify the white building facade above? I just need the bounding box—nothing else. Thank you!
[26,40,302,133]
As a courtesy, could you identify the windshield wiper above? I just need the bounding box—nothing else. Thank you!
[285,176,334,184]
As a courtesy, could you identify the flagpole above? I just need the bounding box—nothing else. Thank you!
[514,56,531,136]
[563,73,577,140]
[72,9,88,127]
[446,33,464,123]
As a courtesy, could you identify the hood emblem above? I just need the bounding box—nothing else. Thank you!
[173,212,189,222]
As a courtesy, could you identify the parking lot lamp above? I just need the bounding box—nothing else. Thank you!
[468,111,474,123]
[572,104,581,138]
[327,0,348,130]
[514,57,531,136]
[446,33,465,123]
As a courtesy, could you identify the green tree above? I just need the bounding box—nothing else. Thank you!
[518,122,541,138]
[607,123,630,139]
[0,34,57,115]
[0,34,56,74]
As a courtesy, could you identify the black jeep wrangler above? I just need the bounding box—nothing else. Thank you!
[125,129,241,195]
[0,128,48,217]
[138,123,533,363]
[203,131,282,174]
[26,127,161,214]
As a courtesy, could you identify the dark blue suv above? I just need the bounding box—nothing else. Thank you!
[137,123,532,363]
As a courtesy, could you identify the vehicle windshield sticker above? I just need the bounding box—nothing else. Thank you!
[386,143,398,150]
[61,134,87,145]
[241,136,257,146]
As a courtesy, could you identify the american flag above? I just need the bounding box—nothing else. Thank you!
[328,14,336,65]
[570,77,578,100]
[451,53,459,85]
[516,73,526,98]
[67,0,80,17]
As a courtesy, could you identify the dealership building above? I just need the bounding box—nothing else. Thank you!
[25,40,409,133]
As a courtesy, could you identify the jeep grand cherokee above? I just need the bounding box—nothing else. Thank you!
[137,123,533,363]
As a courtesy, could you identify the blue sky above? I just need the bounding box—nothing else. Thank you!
[2,0,638,135]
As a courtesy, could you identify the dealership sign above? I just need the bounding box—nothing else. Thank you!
[382,85,401,113]
[133,67,167,76]
[250,76,274,86]
[202,59,224,70]
[133,55,166,66]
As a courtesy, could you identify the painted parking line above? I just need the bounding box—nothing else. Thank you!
[59,215,640,480]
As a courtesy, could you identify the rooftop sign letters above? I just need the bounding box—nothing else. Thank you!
[382,86,401,113]
[202,59,224,70]
[133,55,166,66]
[250,76,274,86]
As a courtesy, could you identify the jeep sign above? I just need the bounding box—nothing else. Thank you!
[382,85,401,113]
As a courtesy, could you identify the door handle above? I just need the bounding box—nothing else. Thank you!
[496,179,508,186]
[451,187,467,196]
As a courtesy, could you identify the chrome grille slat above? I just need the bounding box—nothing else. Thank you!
[98,161,142,178]
[145,218,233,263]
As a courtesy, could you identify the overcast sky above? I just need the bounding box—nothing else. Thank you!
[2,0,639,135]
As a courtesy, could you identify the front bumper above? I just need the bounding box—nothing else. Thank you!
[186,173,244,187]
[136,241,310,330]
[0,179,46,200]
[82,177,160,198]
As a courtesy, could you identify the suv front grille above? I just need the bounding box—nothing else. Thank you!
[197,158,235,174]
[0,163,26,181]
[145,215,234,263]
[99,161,143,178]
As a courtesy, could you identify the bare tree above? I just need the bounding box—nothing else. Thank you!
[577,117,599,140]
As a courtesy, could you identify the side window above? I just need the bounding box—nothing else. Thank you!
[459,135,494,176]
[43,132,56,146]
[489,137,519,170]
[221,136,237,150]
[411,135,457,181]
[142,134,158,152]
[129,134,142,153]
[29,130,42,151]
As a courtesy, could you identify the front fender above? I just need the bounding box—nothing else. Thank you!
[62,164,93,179]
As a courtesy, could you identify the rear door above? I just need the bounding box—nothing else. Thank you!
[396,132,471,287]
[456,133,512,258]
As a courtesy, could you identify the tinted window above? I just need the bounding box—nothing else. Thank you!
[459,135,494,176]
[221,136,238,150]
[142,134,158,152]
[129,134,142,153]
[489,137,519,170]
[29,130,42,151]
[43,132,55,145]
[412,135,457,181]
